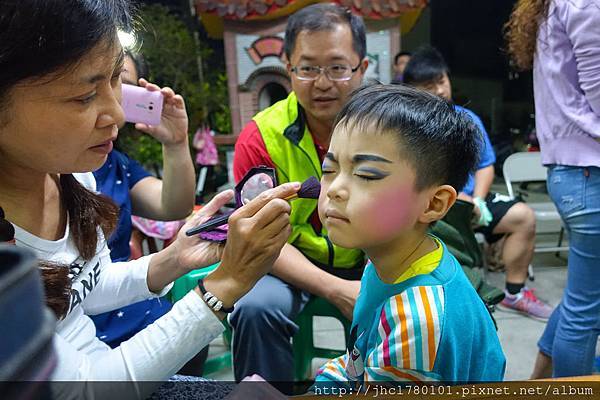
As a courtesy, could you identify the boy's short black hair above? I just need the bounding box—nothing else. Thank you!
[334,84,479,191]
[403,45,449,85]
[394,51,412,64]
[284,3,366,61]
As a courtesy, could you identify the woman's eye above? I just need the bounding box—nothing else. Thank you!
[77,93,97,104]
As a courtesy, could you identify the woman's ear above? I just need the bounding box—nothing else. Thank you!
[418,185,457,224]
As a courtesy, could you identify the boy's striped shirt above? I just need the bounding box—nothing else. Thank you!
[316,285,444,386]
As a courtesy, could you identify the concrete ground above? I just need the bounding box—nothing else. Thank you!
[487,253,566,380]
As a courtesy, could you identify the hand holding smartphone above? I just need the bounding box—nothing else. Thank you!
[121,83,164,126]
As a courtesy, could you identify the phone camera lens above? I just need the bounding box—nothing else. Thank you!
[148,106,154,110]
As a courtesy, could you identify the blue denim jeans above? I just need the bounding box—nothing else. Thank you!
[538,165,600,377]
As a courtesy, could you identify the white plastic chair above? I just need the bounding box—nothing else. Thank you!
[502,151,568,254]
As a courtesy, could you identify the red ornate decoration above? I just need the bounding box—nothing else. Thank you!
[195,0,427,20]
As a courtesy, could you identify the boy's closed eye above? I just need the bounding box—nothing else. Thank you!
[321,161,336,175]
[322,154,338,175]
[322,152,391,181]
[354,167,390,181]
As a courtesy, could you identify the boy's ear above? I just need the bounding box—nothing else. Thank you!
[418,185,457,224]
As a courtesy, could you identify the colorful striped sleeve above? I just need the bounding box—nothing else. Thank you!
[314,354,349,382]
[365,285,445,383]
[311,354,355,393]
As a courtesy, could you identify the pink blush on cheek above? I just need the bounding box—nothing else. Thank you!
[362,186,418,237]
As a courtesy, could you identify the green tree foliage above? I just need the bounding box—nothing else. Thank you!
[117,4,230,168]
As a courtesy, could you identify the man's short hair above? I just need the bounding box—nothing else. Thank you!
[284,3,366,61]
[394,51,411,65]
[403,45,449,86]
[334,84,479,191]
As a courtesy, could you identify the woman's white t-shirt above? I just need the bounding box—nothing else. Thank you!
[13,173,223,398]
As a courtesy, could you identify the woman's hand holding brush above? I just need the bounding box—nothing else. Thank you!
[199,182,301,315]
[185,176,321,237]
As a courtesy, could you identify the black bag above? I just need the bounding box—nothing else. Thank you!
[428,200,505,308]
[0,246,56,399]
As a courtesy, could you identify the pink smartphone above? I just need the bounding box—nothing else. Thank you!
[121,84,164,126]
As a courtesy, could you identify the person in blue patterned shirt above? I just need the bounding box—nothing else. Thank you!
[91,50,196,349]
[404,45,553,322]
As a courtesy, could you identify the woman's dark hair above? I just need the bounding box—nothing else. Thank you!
[60,175,119,260]
[1,207,73,318]
[0,0,129,317]
[284,3,366,61]
[403,45,450,86]
[334,84,480,192]
[0,207,15,242]
[39,261,72,319]
[504,0,552,71]
[124,49,150,81]
[0,0,133,112]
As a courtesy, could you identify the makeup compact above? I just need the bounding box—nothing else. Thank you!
[186,166,320,242]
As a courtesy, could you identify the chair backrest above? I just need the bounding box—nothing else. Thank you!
[503,152,548,199]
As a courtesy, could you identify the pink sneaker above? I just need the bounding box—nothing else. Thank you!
[498,287,553,321]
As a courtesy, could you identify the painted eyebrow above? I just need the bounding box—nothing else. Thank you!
[324,153,393,164]
[352,154,392,164]
[80,50,125,85]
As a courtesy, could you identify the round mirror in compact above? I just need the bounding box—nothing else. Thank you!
[234,166,278,208]
[239,173,275,205]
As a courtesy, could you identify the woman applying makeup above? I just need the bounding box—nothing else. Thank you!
[0,1,298,397]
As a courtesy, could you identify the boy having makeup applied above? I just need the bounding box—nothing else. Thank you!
[313,85,505,389]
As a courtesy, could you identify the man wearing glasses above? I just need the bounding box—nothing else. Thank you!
[231,3,368,390]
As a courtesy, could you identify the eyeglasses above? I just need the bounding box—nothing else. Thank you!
[290,62,362,82]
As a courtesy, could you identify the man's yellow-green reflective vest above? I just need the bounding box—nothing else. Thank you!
[253,92,364,272]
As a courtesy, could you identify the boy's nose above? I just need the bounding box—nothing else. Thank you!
[327,181,348,201]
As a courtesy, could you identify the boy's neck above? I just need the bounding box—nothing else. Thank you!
[366,231,437,284]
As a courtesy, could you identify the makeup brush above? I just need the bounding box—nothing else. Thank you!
[186,176,321,237]
[284,176,321,201]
